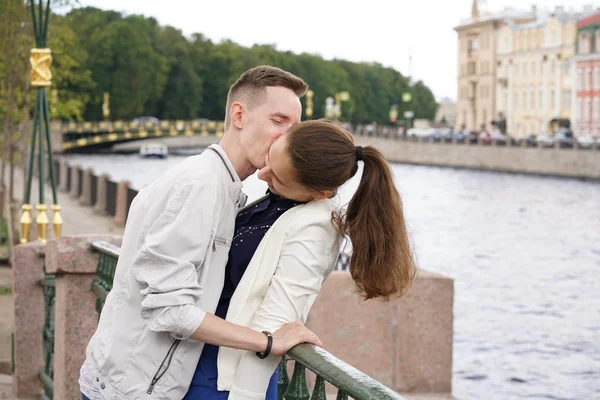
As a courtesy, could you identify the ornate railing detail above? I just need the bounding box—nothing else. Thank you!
[39,273,56,400]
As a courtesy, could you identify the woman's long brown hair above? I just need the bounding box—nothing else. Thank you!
[286,120,416,300]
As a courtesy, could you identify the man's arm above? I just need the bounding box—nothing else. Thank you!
[133,179,321,351]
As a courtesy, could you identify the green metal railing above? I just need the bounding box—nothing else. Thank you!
[90,241,118,316]
[39,272,55,400]
[89,240,404,400]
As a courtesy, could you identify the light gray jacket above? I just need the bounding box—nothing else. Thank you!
[81,145,246,399]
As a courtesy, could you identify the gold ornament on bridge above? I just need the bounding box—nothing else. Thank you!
[52,204,63,239]
[30,48,53,88]
[36,204,49,243]
[20,204,33,244]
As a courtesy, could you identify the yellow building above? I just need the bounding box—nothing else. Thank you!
[455,1,534,132]
[495,6,597,137]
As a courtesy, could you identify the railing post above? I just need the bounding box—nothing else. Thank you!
[78,167,94,207]
[11,242,45,397]
[69,164,80,199]
[93,174,109,216]
[45,235,122,400]
[113,180,131,227]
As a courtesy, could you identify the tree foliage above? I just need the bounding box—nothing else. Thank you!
[2,5,439,125]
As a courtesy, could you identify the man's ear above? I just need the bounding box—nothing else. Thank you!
[230,102,244,129]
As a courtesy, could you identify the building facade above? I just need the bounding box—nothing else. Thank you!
[495,6,596,137]
[455,1,534,132]
[435,97,457,126]
[573,12,600,136]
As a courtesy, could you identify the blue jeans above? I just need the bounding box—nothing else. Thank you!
[81,394,90,400]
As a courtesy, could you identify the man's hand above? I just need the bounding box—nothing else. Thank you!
[270,321,323,356]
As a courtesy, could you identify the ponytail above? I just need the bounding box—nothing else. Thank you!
[336,146,416,300]
[285,119,416,300]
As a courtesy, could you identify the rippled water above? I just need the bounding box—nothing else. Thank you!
[61,151,600,400]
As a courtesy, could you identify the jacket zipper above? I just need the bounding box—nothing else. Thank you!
[212,237,227,252]
[147,340,181,394]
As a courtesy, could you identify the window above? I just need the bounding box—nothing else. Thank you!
[584,98,591,123]
[539,90,543,111]
[523,92,528,111]
[551,59,556,75]
[551,90,555,110]
[523,62,527,77]
[578,98,584,123]
[514,92,519,110]
[579,33,591,54]
[596,30,600,52]
[562,60,570,75]
[563,90,571,110]
[595,67,600,90]
[579,68,584,90]
[531,61,536,75]
[531,91,535,109]
[468,38,479,53]
[482,109,487,127]
[586,68,592,90]
[594,98,599,123]
[504,38,509,52]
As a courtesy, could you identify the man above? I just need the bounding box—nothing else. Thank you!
[79,66,322,400]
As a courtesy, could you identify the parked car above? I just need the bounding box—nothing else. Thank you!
[555,132,574,148]
[536,134,554,148]
[518,134,537,147]
[577,134,598,149]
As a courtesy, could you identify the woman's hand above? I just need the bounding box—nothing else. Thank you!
[270,321,323,356]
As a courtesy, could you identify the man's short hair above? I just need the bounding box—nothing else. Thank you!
[224,65,308,130]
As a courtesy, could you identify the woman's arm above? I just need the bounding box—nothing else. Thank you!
[228,216,341,399]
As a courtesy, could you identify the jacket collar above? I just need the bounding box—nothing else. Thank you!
[207,144,247,209]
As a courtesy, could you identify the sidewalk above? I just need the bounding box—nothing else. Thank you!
[1,166,123,399]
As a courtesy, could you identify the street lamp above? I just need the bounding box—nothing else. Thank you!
[20,0,62,244]
[305,90,314,118]
[102,92,111,120]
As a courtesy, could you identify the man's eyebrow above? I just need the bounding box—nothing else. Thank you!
[268,147,289,187]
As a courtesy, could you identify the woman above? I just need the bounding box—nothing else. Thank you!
[185,119,416,400]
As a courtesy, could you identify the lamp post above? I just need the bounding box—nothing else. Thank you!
[402,92,413,130]
[20,0,62,244]
[305,90,314,118]
[102,92,111,120]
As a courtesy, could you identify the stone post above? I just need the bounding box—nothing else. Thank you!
[93,174,110,215]
[45,235,122,400]
[58,159,69,193]
[78,168,94,207]
[306,270,454,395]
[69,165,80,199]
[113,181,131,227]
[11,242,45,397]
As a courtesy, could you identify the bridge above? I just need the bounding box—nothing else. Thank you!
[60,120,225,151]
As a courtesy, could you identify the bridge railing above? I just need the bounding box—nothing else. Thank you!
[61,120,224,150]
[89,240,404,400]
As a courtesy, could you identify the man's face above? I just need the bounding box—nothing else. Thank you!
[239,86,302,170]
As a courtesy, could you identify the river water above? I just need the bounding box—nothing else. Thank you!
[61,151,600,400]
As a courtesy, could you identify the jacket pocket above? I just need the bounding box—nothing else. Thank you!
[146,339,181,394]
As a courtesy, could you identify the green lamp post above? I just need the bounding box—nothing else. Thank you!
[20,0,62,244]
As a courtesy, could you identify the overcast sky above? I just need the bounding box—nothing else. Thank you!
[77,0,596,101]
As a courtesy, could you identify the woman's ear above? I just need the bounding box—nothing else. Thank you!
[312,190,333,201]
